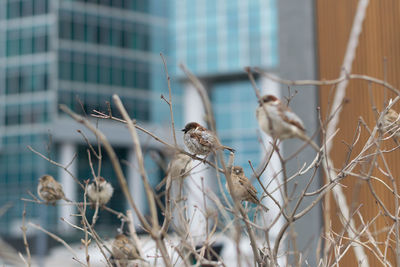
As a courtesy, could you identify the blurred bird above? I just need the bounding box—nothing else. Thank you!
[256,94,319,151]
[111,234,141,267]
[87,177,114,206]
[383,109,400,140]
[37,175,67,204]
[227,166,268,212]
[182,122,235,156]
[155,152,192,191]
[0,238,25,266]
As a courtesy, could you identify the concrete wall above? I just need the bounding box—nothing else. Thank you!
[278,0,322,265]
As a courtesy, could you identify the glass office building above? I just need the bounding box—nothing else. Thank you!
[0,0,173,236]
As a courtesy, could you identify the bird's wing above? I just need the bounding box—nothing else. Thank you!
[124,240,140,259]
[246,185,259,204]
[280,106,305,131]
[43,185,60,196]
[190,131,213,148]
[239,176,259,204]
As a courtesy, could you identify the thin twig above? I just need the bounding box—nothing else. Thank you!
[27,145,84,190]
[112,95,172,266]
[160,53,178,147]
[59,104,152,231]
[28,223,86,266]
[20,204,31,267]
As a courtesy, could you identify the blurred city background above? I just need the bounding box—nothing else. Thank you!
[2,0,400,266]
[0,0,288,263]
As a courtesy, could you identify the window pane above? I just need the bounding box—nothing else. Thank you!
[85,15,98,43]
[98,21,111,45]
[20,66,31,93]
[33,34,48,53]
[59,51,72,80]
[72,13,85,41]
[21,0,33,17]
[6,30,20,56]
[34,0,49,15]
[6,68,19,94]
[86,54,98,83]
[7,1,20,19]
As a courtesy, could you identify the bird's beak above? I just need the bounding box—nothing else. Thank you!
[181,128,185,132]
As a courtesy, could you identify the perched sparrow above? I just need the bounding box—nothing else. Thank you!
[155,152,192,191]
[87,177,114,206]
[227,166,268,211]
[37,175,66,204]
[383,109,400,137]
[182,122,235,156]
[256,95,319,151]
[111,233,141,266]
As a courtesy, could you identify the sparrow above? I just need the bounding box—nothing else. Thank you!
[87,177,114,206]
[383,109,400,138]
[256,94,319,151]
[111,234,141,266]
[227,166,268,211]
[155,152,192,191]
[37,175,66,204]
[182,122,235,156]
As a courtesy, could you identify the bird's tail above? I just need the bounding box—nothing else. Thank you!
[222,145,235,153]
[297,132,320,152]
[62,196,72,203]
[260,203,269,212]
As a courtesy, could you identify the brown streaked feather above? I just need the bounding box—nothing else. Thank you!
[284,117,305,132]
[248,185,259,201]
[190,131,213,148]
[278,105,305,132]
[239,176,259,204]
[44,186,61,198]
[259,95,279,106]
[384,109,400,124]
[195,124,208,131]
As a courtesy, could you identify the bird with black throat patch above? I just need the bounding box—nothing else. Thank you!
[256,94,319,151]
[182,122,235,156]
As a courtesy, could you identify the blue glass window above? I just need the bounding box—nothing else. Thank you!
[212,80,261,173]
[5,63,49,94]
[7,0,49,19]
[6,25,49,57]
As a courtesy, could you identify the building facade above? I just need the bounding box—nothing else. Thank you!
[0,0,174,238]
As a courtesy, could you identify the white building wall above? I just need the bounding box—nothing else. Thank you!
[127,149,146,227]
[259,76,286,266]
[183,82,215,243]
[58,142,77,232]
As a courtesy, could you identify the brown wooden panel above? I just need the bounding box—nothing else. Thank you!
[317,1,400,265]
